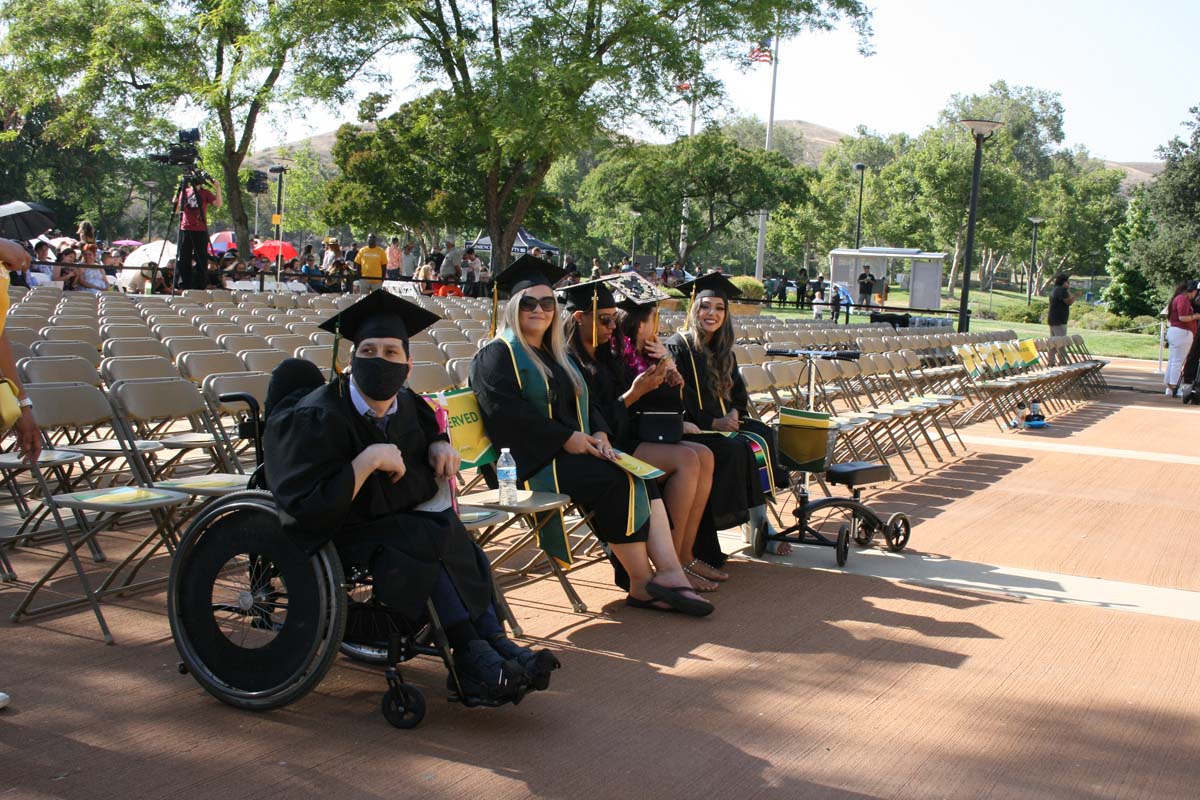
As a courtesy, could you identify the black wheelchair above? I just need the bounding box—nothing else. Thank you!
[167,392,527,729]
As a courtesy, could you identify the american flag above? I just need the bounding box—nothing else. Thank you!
[749,42,773,63]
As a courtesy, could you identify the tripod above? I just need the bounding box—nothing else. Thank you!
[147,174,189,295]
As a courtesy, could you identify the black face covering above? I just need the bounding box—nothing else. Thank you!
[351,356,411,401]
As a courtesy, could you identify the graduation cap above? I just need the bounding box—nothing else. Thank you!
[559,278,616,312]
[675,271,742,301]
[318,289,441,345]
[488,254,567,336]
[606,272,671,312]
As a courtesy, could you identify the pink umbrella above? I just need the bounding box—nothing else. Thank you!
[252,240,298,261]
[111,239,142,247]
[210,231,237,253]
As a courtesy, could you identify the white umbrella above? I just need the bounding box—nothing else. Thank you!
[124,239,176,267]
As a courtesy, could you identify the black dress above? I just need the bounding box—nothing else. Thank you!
[470,339,651,544]
[567,342,636,454]
[263,378,493,624]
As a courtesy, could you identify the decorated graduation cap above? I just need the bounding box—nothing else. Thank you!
[318,288,441,345]
[607,272,672,312]
[488,253,567,336]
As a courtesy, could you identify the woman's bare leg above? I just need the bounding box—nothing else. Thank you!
[633,444,716,590]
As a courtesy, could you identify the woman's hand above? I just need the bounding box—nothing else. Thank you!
[626,361,666,404]
[662,362,684,388]
[643,338,670,362]
[711,412,740,432]
[682,421,701,435]
[14,408,41,464]
[563,430,605,458]
[592,431,619,461]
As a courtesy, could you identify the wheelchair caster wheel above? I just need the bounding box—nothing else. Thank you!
[381,684,426,729]
[836,525,850,567]
[177,661,189,675]
[885,513,911,552]
[749,519,767,559]
[853,522,874,547]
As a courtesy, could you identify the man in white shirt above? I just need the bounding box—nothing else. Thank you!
[441,239,463,282]
[401,242,419,277]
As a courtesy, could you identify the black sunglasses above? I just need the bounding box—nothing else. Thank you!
[518,296,557,312]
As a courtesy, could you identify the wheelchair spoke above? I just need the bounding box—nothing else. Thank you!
[208,552,290,649]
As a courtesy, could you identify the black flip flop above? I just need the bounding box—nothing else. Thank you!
[645,581,714,617]
[626,596,677,613]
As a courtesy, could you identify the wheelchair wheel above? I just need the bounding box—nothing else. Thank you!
[885,513,912,552]
[168,490,347,711]
[835,525,850,567]
[339,583,432,666]
[381,683,426,729]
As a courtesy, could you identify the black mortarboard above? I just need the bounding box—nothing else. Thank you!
[559,278,616,312]
[317,289,441,345]
[675,272,742,301]
[607,272,671,312]
[492,253,566,296]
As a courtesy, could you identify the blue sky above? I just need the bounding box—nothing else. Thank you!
[258,0,1199,163]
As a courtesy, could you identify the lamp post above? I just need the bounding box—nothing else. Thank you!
[267,164,288,290]
[852,163,866,249]
[957,118,1004,333]
[143,181,158,241]
[1026,216,1045,305]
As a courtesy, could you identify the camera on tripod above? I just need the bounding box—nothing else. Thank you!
[149,128,213,187]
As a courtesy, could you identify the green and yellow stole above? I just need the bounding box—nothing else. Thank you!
[499,332,651,566]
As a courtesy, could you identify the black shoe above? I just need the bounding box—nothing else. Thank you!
[448,640,530,706]
[490,636,561,691]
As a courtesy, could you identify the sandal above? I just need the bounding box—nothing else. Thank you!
[645,580,714,617]
[686,558,729,582]
[626,596,677,613]
[686,572,719,593]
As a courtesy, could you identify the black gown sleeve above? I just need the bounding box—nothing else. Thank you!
[264,406,357,534]
[471,340,575,481]
[668,334,716,429]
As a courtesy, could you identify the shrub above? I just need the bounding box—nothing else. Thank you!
[1130,315,1159,332]
[973,308,999,320]
[1078,311,1124,331]
[727,275,765,300]
[996,300,1047,324]
[663,287,685,299]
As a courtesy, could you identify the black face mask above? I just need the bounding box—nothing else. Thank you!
[351,356,410,401]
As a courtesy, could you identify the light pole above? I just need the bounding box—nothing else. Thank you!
[957,118,1004,333]
[267,164,288,290]
[852,163,866,249]
[143,180,158,241]
[1026,216,1045,305]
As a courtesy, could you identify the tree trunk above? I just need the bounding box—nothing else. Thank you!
[946,229,964,298]
[221,143,251,259]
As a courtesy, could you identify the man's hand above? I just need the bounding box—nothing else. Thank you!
[0,238,31,272]
[363,443,407,483]
[428,440,460,480]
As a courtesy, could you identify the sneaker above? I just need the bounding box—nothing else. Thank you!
[448,640,530,705]
[0,692,9,710]
[489,636,561,691]
[1166,387,1173,396]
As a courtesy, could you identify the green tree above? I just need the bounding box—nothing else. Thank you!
[1,0,395,257]
[1104,191,1158,317]
[1128,105,1200,288]
[386,0,872,269]
[577,128,809,267]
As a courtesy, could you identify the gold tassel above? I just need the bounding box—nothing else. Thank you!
[591,289,598,350]
[333,317,342,393]
[682,285,697,331]
[489,281,498,338]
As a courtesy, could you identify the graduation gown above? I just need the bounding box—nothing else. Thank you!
[667,332,787,533]
[567,342,637,453]
[263,378,492,623]
[470,338,652,545]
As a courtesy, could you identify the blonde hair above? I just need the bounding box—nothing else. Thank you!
[500,287,583,397]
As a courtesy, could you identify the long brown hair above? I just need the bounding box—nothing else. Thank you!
[685,297,736,403]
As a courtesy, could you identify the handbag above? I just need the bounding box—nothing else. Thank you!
[635,411,683,444]
[0,375,21,431]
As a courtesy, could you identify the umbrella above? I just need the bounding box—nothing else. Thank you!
[48,236,79,250]
[124,239,177,267]
[0,201,56,240]
[210,231,236,253]
[111,239,142,247]
[252,240,298,261]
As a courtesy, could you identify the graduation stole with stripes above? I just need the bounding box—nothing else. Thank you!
[679,339,776,498]
[499,332,651,566]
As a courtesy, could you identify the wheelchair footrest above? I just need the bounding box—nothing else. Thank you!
[825,461,890,488]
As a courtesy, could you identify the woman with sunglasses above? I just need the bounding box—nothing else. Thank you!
[471,257,713,617]
[667,273,791,560]
[561,280,719,593]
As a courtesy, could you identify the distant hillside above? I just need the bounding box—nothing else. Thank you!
[247,120,1163,191]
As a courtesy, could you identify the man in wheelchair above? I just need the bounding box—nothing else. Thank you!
[263,291,559,706]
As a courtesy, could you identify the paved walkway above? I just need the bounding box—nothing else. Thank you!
[2,358,1198,799]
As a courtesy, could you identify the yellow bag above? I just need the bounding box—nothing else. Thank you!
[0,376,22,432]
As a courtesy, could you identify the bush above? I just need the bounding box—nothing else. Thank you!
[1078,310,1126,331]
[1130,315,1159,333]
[727,275,765,300]
[663,287,686,299]
[973,308,999,320]
[996,300,1047,324]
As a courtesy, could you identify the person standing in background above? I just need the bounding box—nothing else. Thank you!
[1047,273,1080,365]
[386,237,403,280]
[1165,280,1200,397]
[401,241,419,277]
[353,235,387,291]
[175,178,222,291]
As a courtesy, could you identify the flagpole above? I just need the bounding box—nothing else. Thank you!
[754,32,781,281]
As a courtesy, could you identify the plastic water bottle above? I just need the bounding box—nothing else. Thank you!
[497,448,518,505]
[1028,400,1042,420]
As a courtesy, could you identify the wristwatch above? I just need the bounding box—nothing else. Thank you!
[18,397,33,410]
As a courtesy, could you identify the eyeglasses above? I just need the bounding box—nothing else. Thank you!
[518,296,557,312]
[596,314,617,328]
